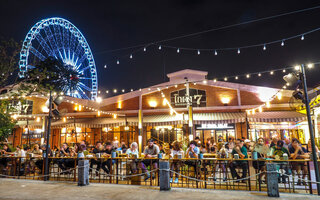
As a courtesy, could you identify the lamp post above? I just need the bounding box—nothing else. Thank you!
[44,90,52,181]
[300,64,320,195]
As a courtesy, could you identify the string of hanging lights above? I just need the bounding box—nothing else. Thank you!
[101,26,320,68]
[101,61,319,96]
[98,5,320,55]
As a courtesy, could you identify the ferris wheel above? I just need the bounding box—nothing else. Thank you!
[19,17,98,100]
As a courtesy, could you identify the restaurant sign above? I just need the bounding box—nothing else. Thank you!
[196,123,235,130]
[170,88,206,108]
[8,100,33,115]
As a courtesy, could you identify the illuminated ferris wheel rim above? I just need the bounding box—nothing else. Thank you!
[18,17,98,100]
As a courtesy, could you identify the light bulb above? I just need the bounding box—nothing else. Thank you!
[235,76,238,80]
[117,60,119,64]
[158,45,162,50]
[282,69,286,73]
[270,71,274,75]
[214,50,217,55]
[144,47,146,51]
[246,74,250,78]
[130,54,133,59]
[237,48,240,54]
[258,73,261,77]
[104,65,107,68]
[307,63,313,68]
[224,77,227,81]
[263,44,266,50]
[197,50,200,55]
[281,40,284,46]
[177,48,180,53]
[301,35,304,40]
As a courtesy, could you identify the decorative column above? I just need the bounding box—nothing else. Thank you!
[186,79,193,141]
[138,94,143,155]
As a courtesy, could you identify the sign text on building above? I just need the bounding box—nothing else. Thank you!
[170,88,206,108]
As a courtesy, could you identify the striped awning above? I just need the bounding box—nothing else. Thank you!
[247,111,306,122]
[19,111,307,129]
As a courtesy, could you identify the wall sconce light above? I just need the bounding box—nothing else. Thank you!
[221,97,231,106]
[149,100,157,108]
[117,101,122,110]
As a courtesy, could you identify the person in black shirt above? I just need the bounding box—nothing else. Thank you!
[57,143,71,173]
[101,142,114,174]
[289,138,309,185]
[0,144,12,169]
[35,144,52,174]
[269,137,278,148]
[90,141,104,176]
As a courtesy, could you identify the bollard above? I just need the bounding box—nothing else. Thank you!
[78,159,89,186]
[159,161,170,191]
[266,163,279,197]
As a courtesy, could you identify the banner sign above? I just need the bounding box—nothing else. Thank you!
[170,88,206,108]
[8,100,33,115]
[196,123,235,130]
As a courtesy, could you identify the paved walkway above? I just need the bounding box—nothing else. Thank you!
[0,179,319,200]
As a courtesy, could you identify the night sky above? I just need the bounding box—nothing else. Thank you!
[1,0,320,97]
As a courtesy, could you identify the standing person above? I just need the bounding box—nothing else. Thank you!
[229,139,248,182]
[139,139,159,181]
[170,141,184,183]
[289,138,309,185]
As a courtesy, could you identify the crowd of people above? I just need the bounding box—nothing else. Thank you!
[0,136,319,185]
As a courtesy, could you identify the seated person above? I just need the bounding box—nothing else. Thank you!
[90,141,104,175]
[35,144,52,174]
[57,143,71,173]
[269,140,290,183]
[0,144,12,170]
[252,138,269,182]
[229,139,248,182]
[126,142,139,173]
[289,138,309,185]
[139,139,159,180]
[170,141,184,183]
[185,140,200,177]
[101,142,114,174]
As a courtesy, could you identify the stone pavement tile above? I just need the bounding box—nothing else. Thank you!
[0,179,319,200]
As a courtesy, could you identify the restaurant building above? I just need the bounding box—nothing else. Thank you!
[6,69,317,148]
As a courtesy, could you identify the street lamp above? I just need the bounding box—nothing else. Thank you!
[284,65,320,195]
